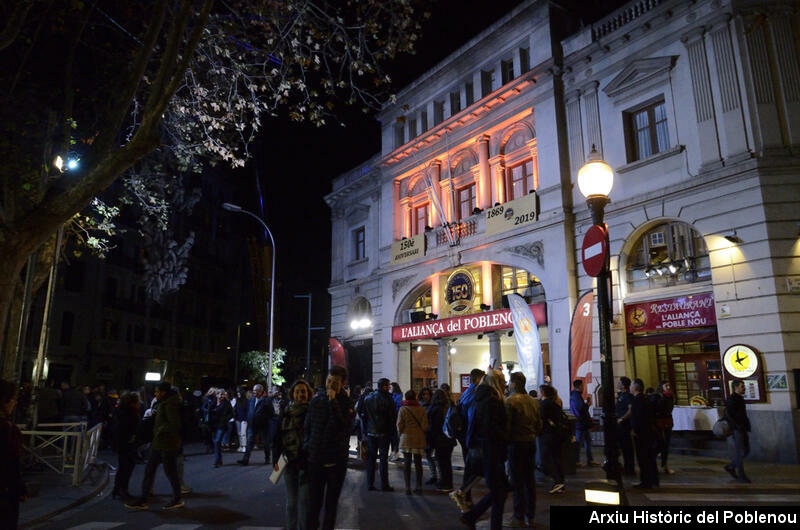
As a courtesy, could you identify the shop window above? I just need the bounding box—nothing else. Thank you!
[506,159,535,201]
[625,98,669,162]
[626,222,710,292]
[353,227,365,261]
[414,203,429,235]
[501,266,544,302]
[457,184,476,220]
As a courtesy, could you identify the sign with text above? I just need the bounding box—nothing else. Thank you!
[722,344,766,402]
[392,303,547,342]
[390,233,426,266]
[485,192,539,236]
[625,292,716,333]
[444,268,475,315]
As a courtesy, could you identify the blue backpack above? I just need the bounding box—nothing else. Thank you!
[443,403,466,440]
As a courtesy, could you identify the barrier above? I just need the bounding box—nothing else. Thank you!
[18,421,104,486]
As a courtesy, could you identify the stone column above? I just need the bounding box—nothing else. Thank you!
[565,90,584,175]
[437,338,451,388]
[393,180,402,241]
[401,199,412,238]
[581,81,603,155]
[682,27,723,170]
[477,135,491,209]
[488,155,506,205]
[488,331,502,369]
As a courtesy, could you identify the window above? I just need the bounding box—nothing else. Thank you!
[420,110,428,132]
[60,311,74,346]
[626,222,710,292]
[63,262,85,292]
[501,59,514,84]
[506,159,535,200]
[481,70,494,97]
[394,123,405,149]
[433,101,444,125]
[414,203,429,235]
[408,117,417,139]
[465,82,474,106]
[457,184,476,220]
[354,227,365,261]
[449,91,461,115]
[625,99,669,161]
[501,266,545,301]
[520,47,530,73]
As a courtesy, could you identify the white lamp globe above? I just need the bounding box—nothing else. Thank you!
[577,148,614,199]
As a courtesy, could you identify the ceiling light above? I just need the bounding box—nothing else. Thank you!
[416,346,422,352]
[668,262,680,274]
[449,347,456,354]
[724,231,743,244]
[644,267,653,278]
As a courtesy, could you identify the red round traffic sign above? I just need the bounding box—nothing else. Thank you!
[582,225,608,277]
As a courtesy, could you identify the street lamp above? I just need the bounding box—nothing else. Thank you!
[578,147,625,501]
[234,321,251,385]
[222,202,277,391]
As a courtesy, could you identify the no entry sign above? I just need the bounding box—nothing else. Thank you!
[582,225,608,277]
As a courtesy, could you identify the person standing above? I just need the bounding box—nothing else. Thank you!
[238,383,272,466]
[304,365,353,530]
[427,389,457,492]
[126,382,184,510]
[397,389,429,495]
[111,391,141,500]
[570,379,595,467]
[388,383,403,462]
[273,379,313,530]
[724,380,751,483]
[656,381,675,475]
[200,387,217,454]
[615,377,635,475]
[364,378,396,491]
[234,388,249,452]
[418,387,438,485]
[1,380,28,529]
[630,379,659,488]
[505,372,541,528]
[210,390,233,468]
[61,381,88,424]
[539,384,566,494]
[449,368,485,512]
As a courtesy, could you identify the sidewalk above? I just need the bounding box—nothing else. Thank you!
[19,463,109,528]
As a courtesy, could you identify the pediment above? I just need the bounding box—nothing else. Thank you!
[602,56,677,99]
[346,203,370,225]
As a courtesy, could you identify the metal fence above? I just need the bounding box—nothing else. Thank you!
[18,421,104,486]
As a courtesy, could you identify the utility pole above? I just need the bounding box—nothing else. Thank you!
[294,293,325,380]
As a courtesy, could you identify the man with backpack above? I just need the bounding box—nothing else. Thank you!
[364,378,396,491]
[448,368,484,511]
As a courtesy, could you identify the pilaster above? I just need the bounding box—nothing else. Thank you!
[477,135,491,209]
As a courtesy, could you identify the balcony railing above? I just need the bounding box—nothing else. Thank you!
[434,218,479,246]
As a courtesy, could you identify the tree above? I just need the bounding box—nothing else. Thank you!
[0,0,425,356]
[240,348,286,387]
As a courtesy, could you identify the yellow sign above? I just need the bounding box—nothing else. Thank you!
[485,192,539,236]
[444,268,476,316]
[390,233,426,266]
[723,344,758,379]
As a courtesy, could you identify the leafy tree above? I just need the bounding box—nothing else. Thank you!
[240,348,286,387]
[0,0,425,355]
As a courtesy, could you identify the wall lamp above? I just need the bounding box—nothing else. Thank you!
[350,317,372,330]
[477,334,484,340]
[479,303,491,311]
[724,231,743,244]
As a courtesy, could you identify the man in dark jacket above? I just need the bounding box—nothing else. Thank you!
[724,380,751,483]
[630,378,658,488]
[363,377,396,491]
[304,365,353,530]
[60,382,88,423]
[238,383,272,465]
[505,372,541,527]
[569,379,595,467]
[615,376,635,475]
[126,382,184,510]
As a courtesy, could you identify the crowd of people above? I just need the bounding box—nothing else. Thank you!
[0,367,753,530]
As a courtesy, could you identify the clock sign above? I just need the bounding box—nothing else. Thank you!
[723,344,758,379]
[628,308,647,329]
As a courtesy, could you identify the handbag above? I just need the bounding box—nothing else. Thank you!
[712,418,732,438]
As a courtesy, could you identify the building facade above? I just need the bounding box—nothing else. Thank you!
[326,0,800,462]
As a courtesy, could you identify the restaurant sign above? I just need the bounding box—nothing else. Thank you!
[625,292,715,333]
[390,233,426,266]
[392,303,547,342]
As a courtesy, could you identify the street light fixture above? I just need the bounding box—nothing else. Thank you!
[577,146,625,502]
[222,202,277,391]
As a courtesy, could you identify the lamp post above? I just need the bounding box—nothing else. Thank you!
[234,321,251,385]
[577,147,624,493]
[222,202,276,392]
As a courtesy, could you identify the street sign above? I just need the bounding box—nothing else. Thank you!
[582,225,608,277]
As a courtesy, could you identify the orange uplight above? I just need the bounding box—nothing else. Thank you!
[431,273,440,315]
[482,262,492,307]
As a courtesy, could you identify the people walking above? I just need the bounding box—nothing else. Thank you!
[389,382,403,461]
[459,370,508,530]
[304,366,353,530]
[364,378,396,491]
[570,379,595,466]
[234,388,249,452]
[615,376,635,475]
[239,383,272,466]
[427,389,457,492]
[450,368,485,511]
[1,379,28,530]
[724,379,751,483]
[505,372,541,527]
[200,387,217,454]
[397,389,429,495]
[418,386,438,485]
[210,389,233,468]
[656,381,675,475]
[630,378,659,488]
[111,391,141,500]
[126,382,184,510]
[273,379,312,530]
[539,384,566,494]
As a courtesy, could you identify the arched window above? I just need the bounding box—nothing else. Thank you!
[626,222,710,292]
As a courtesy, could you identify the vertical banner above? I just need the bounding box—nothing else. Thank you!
[569,291,594,399]
[329,338,346,368]
[507,293,544,391]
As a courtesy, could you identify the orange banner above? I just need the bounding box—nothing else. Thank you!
[569,291,594,399]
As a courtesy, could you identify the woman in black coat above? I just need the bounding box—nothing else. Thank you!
[112,391,141,499]
[1,379,27,529]
[539,384,565,494]
[210,390,233,467]
[426,389,456,490]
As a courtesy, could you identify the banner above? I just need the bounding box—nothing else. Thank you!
[624,292,715,333]
[329,338,346,368]
[569,291,594,399]
[390,233,426,266]
[485,192,538,236]
[507,293,544,392]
